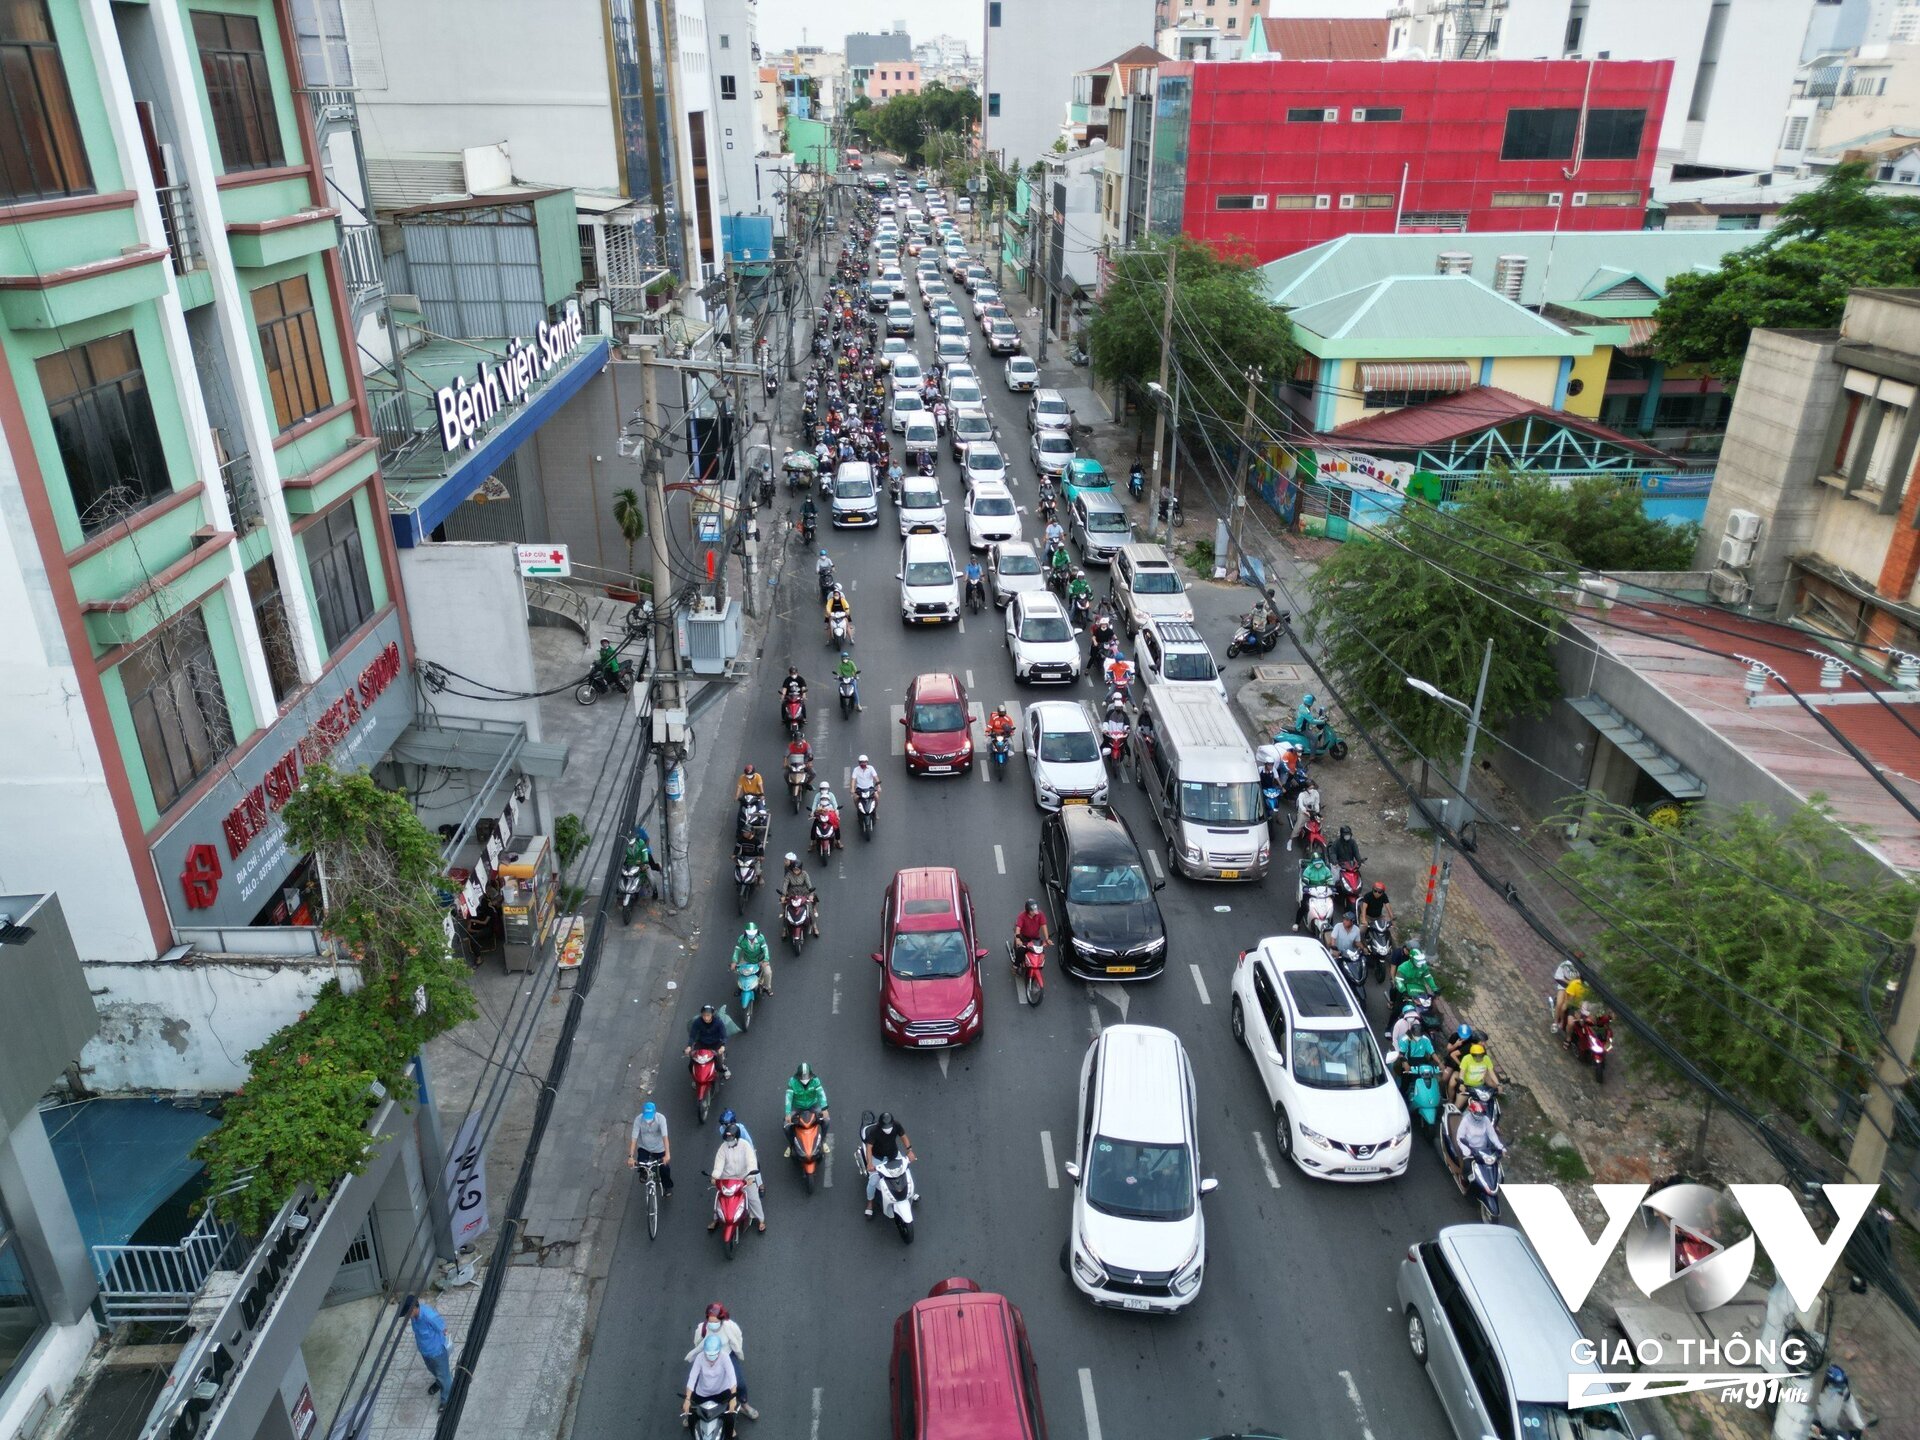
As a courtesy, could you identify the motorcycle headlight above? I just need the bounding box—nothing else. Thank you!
[886,1006,908,1025]
[1297,1123,1334,1150]
[1071,1244,1107,1288]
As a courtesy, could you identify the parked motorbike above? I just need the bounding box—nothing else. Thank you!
[855,1111,917,1245]
[1563,1006,1615,1083]
[989,731,1012,779]
[1157,489,1183,527]
[782,892,814,955]
[855,784,878,840]
[789,1107,826,1193]
[710,1175,752,1259]
[1009,937,1046,1007]
[733,848,762,915]
[690,1047,721,1124]
[1436,1101,1505,1223]
[1276,705,1350,762]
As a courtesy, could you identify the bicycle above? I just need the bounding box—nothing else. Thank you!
[632,1155,667,1241]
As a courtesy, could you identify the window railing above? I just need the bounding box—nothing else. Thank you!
[339,222,384,309]
[157,182,203,275]
[92,1204,246,1323]
[220,450,264,534]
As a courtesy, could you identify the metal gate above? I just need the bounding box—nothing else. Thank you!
[323,1219,382,1306]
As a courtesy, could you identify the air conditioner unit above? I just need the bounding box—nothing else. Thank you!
[1571,192,1588,207]
[1315,194,1332,209]
[1717,535,1754,568]
[1324,108,1340,122]
[1576,576,1619,608]
[1708,568,1752,605]
[1725,508,1762,542]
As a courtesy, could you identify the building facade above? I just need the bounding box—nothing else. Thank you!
[865,60,924,102]
[846,27,913,93]
[1139,56,1670,263]
[983,0,1157,171]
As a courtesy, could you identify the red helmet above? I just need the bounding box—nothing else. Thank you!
[743,764,756,776]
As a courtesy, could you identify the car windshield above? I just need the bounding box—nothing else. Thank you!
[1011,361,1036,375]
[1084,1137,1193,1221]
[1290,1028,1387,1090]
[888,929,970,980]
[968,449,1003,472]
[1086,512,1130,535]
[1134,571,1183,594]
[1515,1403,1635,1439]
[835,477,875,498]
[894,395,923,412]
[1040,729,1099,763]
[907,424,937,443]
[1067,861,1152,905]
[1178,780,1262,823]
[950,384,982,406]
[999,550,1039,576]
[1037,401,1069,420]
[911,699,967,732]
[1021,615,1074,643]
[1038,434,1073,454]
[905,559,952,587]
[1161,649,1218,682]
[955,416,990,439]
[903,487,940,508]
[973,494,1015,517]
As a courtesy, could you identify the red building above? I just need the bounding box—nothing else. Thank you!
[1143,58,1671,263]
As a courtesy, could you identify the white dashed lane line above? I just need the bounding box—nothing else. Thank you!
[1252,1130,1284,1189]
[1189,964,1211,1006]
[994,843,1006,874]
[1078,1370,1103,1440]
[1039,1130,1059,1189]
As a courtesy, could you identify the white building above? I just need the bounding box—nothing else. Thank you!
[984,0,1157,170]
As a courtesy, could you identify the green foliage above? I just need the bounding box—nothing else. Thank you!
[1557,799,1911,1117]
[1305,504,1562,759]
[195,764,476,1230]
[612,488,645,574]
[1654,165,1920,384]
[1089,237,1302,439]
[554,813,591,876]
[1456,474,1700,572]
[850,84,980,165]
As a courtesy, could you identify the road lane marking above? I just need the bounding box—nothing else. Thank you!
[1039,1130,1059,1189]
[1338,1371,1377,1440]
[1146,849,1164,881]
[966,669,975,688]
[958,618,965,633]
[1189,964,1211,1005]
[994,843,1006,874]
[1252,1131,1284,1189]
[823,1144,833,1190]
[810,1386,824,1440]
[1078,1370,1103,1440]
[831,973,840,1015]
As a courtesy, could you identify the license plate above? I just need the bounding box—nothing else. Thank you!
[918,616,942,625]
[1219,869,1241,879]
[1063,796,1089,806]
[1346,1166,1382,1175]
[927,765,951,774]
[915,1037,948,1047]
[1121,1299,1150,1312]
[1107,964,1137,975]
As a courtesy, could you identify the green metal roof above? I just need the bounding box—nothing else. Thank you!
[1260,230,1753,316]
[1286,275,1592,359]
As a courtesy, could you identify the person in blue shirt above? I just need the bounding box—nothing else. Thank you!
[404,1294,453,1409]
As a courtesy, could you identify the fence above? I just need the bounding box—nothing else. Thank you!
[92,1207,247,1324]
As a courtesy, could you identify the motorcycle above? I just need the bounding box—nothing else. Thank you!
[682,1394,733,1440]
[786,753,814,812]
[1157,490,1183,527]
[1008,937,1046,1007]
[1128,462,1144,500]
[855,1112,917,1245]
[733,849,761,914]
[782,891,814,955]
[816,563,836,601]
[784,451,817,492]
[618,830,653,923]
[789,1107,826,1193]
[1276,705,1351,762]
[965,574,986,614]
[1298,873,1335,936]
[1436,1104,1505,1223]
[1226,610,1287,659]
[799,509,817,543]
[762,366,779,397]
[1068,591,1092,630]
[711,1174,752,1259]
[1334,859,1365,915]
[989,731,1012,779]
[915,449,937,478]
[812,806,839,861]
[838,672,858,718]
[827,610,851,648]
[1563,1006,1615,1083]
[1295,813,1327,854]
[1366,919,1397,977]
[1259,774,1285,840]
[1046,558,1071,599]
[1391,950,1439,1010]
[855,784,878,839]
[736,795,769,855]
[781,695,806,741]
[574,654,632,706]
[734,954,764,1030]
[1333,943,1367,1000]
[1401,1056,1443,1136]
[690,1047,721,1123]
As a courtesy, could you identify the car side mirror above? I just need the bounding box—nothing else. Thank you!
[1153,878,1167,892]
[871,952,884,964]
[898,716,908,726]
[896,570,904,580]
[1199,1177,1219,1196]
[974,948,989,961]
[1063,1161,1080,1184]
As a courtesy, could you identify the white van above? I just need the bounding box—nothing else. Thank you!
[898,533,961,623]
[1134,688,1269,880]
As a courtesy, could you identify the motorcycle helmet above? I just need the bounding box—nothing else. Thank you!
[722,1123,741,1142]
[878,1111,897,1132]
[1825,1365,1849,1391]
[784,852,798,865]
[641,1101,657,1121]
[1024,898,1039,911]
[742,764,755,776]
[704,1333,726,1358]
[1400,1004,1418,1019]
[700,1003,716,1016]
[1469,1043,1487,1057]
[721,1108,738,1126]
[1343,910,1356,922]
[858,754,870,765]
[1466,1090,1490,1115]
[796,1062,813,1081]
[1456,1024,1472,1041]
[1405,945,1425,965]
[744,922,760,937]
[1372,880,1387,892]
[1301,692,1316,707]
[840,651,850,661]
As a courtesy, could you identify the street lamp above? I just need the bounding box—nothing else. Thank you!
[1405,639,1494,956]
[1147,376,1181,543]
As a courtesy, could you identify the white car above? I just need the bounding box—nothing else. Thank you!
[990,540,1046,608]
[957,195,973,214]
[898,477,947,535]
[830,463,880,528]
[936,314,972,352]
[946,378,987,418]
[1005,355,1039,392]
[1030,429,1075,477]
[1023,699,1108,808]
[944,360,979,394]
[971,286,1001,319]
[1230,937,1412,1182]
[1137,619,1227,700]
[921,282,949,313]
[898,533,960,623]
[1004,591,1082,684]
[936,335,970,368]
[879,265,905,295]
[880,337,912,370]
[890,389,928,432]
[1111,543,1194,631]
[1066,1025,1213,1313]
[964,484,1021,551]
[962,442,1009,492]
[890,356,924,391]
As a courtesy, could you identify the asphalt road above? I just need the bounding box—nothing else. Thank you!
[571,217,1469,1440]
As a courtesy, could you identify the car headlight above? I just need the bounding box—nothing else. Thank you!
[1072,936,1112,956]
[886,1006,908,1025]
[1038,781,1057,797]
[1071,1244,1107,1288]
[1093,784,1109,804]
[1171,1249,1204,1296]
[1183,845,1202,864]
[905,742,918,756]
[1392,1126,1411,1145]
[1298,1123,1334,1150]
[957,999,978,1021]
[1258,840,1271,862]
[1139,935,1166,953]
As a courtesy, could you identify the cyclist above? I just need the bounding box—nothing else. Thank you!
[627,1100,672,1197]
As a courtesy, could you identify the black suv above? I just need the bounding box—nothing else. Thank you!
[1038,805,1168,981]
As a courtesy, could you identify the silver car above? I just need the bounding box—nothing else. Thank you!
[1070,490,1133,566]
[990,540,1046,608]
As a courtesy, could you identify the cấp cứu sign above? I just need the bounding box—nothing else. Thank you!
[434,300,584,453]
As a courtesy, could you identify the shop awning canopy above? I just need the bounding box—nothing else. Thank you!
[1567,694,1706,799]
[1358,360,1474,393]
[389,722,569,778]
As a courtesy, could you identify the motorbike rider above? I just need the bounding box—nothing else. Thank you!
[984,704,1017,752]
[732,922,772,999]
[963,556,986,609]
[1103,650,1135,695]
[1100,699,1131,760]
[862,1111,917,1219]
[814,546,835,596]
[1066,566,1092,608]
[1446,1036,1500,1109]
[1325,910,1363,958]
[851,754,881,806]
[710,1123,766,1234]
[1815,1365,1868,1438]
[688,1304,755,1423]
[811,786,841,848]
[783,1061,831,1153]
[1294,851,1336,932]
[592,639,626,688]
[627,1099,673,1198]
[1014,897,1052,952]
[623,825,658,879]
[1327,824,1362,870]
[1551,958,1590,1035]
[824,583,855,642]
[1389,1004,1430,1066]
[685,1003,732,1081]
[784,731,816,793]
[835,651,863,712]
[1453,1087,1505,1168]
[1086,607,1117,670]
[1290,778,1324,851]
[779,666,809,725]
[1359,879,1394,932]
[1395,944,1439,1003]
[799,492,818,537]
[680,1332,741,1436]
[779,853,822,937]
[735,765,765,803]
[1043,516,1066,557]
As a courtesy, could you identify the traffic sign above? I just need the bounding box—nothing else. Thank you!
[516,544,570,578]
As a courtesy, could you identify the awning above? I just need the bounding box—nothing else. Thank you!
[388,722,570,778]
[1358,361,1474,394]
[1567,694,1707,799]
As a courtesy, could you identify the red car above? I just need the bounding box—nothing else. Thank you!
[901,671,974,776]
[874,867,986,1049]
[890,1277,1047,1440]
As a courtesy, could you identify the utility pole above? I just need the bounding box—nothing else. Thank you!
[1846,920,1920,1188]
[636,336,690,910]
[1036,188,1052,363]
[1229,366,1261,579]
[723,265,756,618]
[1147,244,1177,526]
[1418,639,1494,956]
[1163,363,1182,545]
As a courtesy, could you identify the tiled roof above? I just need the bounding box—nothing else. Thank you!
[1260,16,1390,59]
[1327,385,1669,458]
[1286,274,1584,348]
[1571,607,1920,874]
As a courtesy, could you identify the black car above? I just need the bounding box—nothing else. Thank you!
[1038,806,1168,981]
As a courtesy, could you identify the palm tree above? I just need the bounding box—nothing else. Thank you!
[612,488,645,576]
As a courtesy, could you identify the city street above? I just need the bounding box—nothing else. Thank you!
[570,210,1467,1440]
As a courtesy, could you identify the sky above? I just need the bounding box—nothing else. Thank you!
[755,0,983,53]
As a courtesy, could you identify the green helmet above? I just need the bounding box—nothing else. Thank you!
[744,922,759,937]
[1404,945,1426,966]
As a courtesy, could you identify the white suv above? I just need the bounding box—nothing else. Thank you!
[1111,544,1194,633]
[898,532,960,623]
[1066,1025,1214,1313]
[1230,937,1411,1182]
[1137,619,1226,699]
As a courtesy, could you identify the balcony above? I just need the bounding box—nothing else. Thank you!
[91,1203,247,1324]
[156,183,204,276]
[339,221,385,317]
[219,451,265,535]
[307,87,359,146]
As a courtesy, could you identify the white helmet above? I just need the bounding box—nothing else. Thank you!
[858,754,870,764]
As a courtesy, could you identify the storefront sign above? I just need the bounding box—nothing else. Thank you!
[1313,449,1414,490]
[435,301,585,453]
[443,1112,490,1248]
[516,543,570,578]
[290,1385,316,1440]
[150,613,412,929]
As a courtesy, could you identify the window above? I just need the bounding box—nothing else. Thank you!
[1782,114,1809,150]
[0,0,92,201]
[193,12,286,172]
[1581,189,1640,207]
[1491,191,1555,207]
[245,558,300,705]
[718,33,729,48]
[1215,194,1257,210]
[989,0,1001,23]
[1582,107,1645,160]
[303,499,375,651]
[1271,193,1318,210]
[1399,210,1468,228]
[1251,962,1285,1049]
[719,74,736,99]
[1564,15,1583,52]
[36,333,170,535]
[988,92,1000,117]
[1341,193,1393,209]
[1501,107,1578,160]
[1364,387,1452,409]
[1354,107,1402,122]
[1715,212,1761,230]
[0,1208,44,1391]
[252,275,333,431]
[119,606,235,813]
[1286,106,1331,122]
[1227,17,1236,27]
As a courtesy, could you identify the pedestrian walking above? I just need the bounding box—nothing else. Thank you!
[404,1294,454,1409]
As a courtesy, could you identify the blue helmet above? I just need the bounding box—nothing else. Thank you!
[1826,1365,1849,1391]
[1456,1024,1473,1041]
[720,1108,738,1126]
[1301,693,1316,707]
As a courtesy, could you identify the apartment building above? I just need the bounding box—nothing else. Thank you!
[983,0,1157,170]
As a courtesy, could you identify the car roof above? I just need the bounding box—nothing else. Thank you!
[1262,941,1362,1027]
[907,1287,1035,1440]
[1059,802,1141,862]
[1436,1226,1588,1402]
[1069,458,1107,475]
[1091,1025,1190,1142]
[910,671,964,703]
[1122,543,1173,567]
[891,865,964,926]
[1030,699,1093,733]
[1016,591,1069,619]
[1077,490,1126,513]
[1034,388,1065,403]
[968,443,1004,461]
[1142,618,1208,648]
[996,540,1036,557]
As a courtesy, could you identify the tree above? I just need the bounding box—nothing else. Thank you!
[613,487,645,575]
[851,83,980,165]
[195,764,477,1229]
[1456,474,1699,572]
[1089,237,1303,438]
[1304,504,1563,760]
[1557,799,1910,1117]
[1654,165,1920,383]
